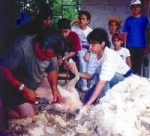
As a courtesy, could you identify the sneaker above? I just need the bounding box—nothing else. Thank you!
[81,85,88,92]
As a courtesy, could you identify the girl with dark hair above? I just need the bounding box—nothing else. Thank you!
[70,28,132,107]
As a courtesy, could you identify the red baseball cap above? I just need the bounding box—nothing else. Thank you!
[112,33,124,41]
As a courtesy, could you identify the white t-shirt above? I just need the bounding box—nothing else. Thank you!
[71,24,93,48]
[115,47,130,63]
[87,47,130,81]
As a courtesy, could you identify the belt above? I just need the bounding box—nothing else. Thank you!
[82,45,89,50]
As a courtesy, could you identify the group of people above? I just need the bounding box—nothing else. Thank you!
[0,0,149,125]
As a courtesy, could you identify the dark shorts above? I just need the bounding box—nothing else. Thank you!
[0,75,26,108]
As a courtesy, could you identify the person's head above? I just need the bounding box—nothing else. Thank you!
[57,18,71,39]
[78,11,91,28]
[35,29,63,61]
[108,17,121,34]
[112,33,124,49]
[87,28,110,54]
[38,4,53,28]
[130,0,142,15]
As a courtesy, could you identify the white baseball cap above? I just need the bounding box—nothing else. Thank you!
[130,0,141,6]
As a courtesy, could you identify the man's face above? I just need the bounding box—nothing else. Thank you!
[60,29,70,39]
[43,16,51,28]
[35,43,55,61]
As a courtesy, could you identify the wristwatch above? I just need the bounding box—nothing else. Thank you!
[19,84,25,91]
[63,57,67,63]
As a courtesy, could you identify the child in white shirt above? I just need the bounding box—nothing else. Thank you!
[112,33,132,68]
[71,11,93,92]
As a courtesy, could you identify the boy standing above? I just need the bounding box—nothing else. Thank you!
[123,0,149,75]
[71,11,93,92]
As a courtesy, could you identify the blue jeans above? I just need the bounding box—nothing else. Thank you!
[77,49,88,87]
[83,73,125,105]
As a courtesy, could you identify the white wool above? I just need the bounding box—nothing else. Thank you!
[7,75,150,136]
[28,124,45,136]
[35,64,82,113]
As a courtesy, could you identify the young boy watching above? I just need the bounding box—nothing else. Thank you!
[107,17,122,49]
[123,0,149,75]
[57,18,81,75]
[71,11,93,92]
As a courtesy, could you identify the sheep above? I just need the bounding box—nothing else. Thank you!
[6,75,150,136]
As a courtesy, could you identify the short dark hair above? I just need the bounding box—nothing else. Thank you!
[57,18,71,30]
[36,29,64,55]
[78,11,91,21]
[87,28,110,48]
[38,4,53,20]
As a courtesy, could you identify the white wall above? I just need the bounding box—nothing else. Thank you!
[81,0,149,30]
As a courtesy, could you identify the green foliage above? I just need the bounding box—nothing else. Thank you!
[51,0,62,16]
[15,0,80,29]
[62,6,78,20]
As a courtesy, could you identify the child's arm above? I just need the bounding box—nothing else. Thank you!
[83,51,90,62]
[64,51,76,60]
[70,19,79,26]
[126,56,132,68]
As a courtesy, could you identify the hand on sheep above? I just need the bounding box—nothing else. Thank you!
[51,89,62,104]
[75,106,88,121]
[69,61,78,75]
[22,86,37,103]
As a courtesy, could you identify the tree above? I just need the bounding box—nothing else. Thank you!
[15,0,80,29]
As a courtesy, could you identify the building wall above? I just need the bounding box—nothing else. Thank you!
[81,0,149,30]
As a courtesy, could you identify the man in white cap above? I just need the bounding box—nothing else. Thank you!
[123,0,149,75]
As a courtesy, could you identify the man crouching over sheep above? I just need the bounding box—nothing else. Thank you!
[0,29,64,122]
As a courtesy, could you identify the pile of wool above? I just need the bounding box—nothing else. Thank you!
[75,74,150,136]
[6,75,150,136]
[6,110,94,136]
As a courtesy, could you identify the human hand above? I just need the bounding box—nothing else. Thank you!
[83,51,90,62]
[57,56,63,66]
[64,61,71,70]
[70,19,79,25]
[52,89,62,104]
[75,105,88,120]
[69,61,77,74]
[22,86,37,103]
